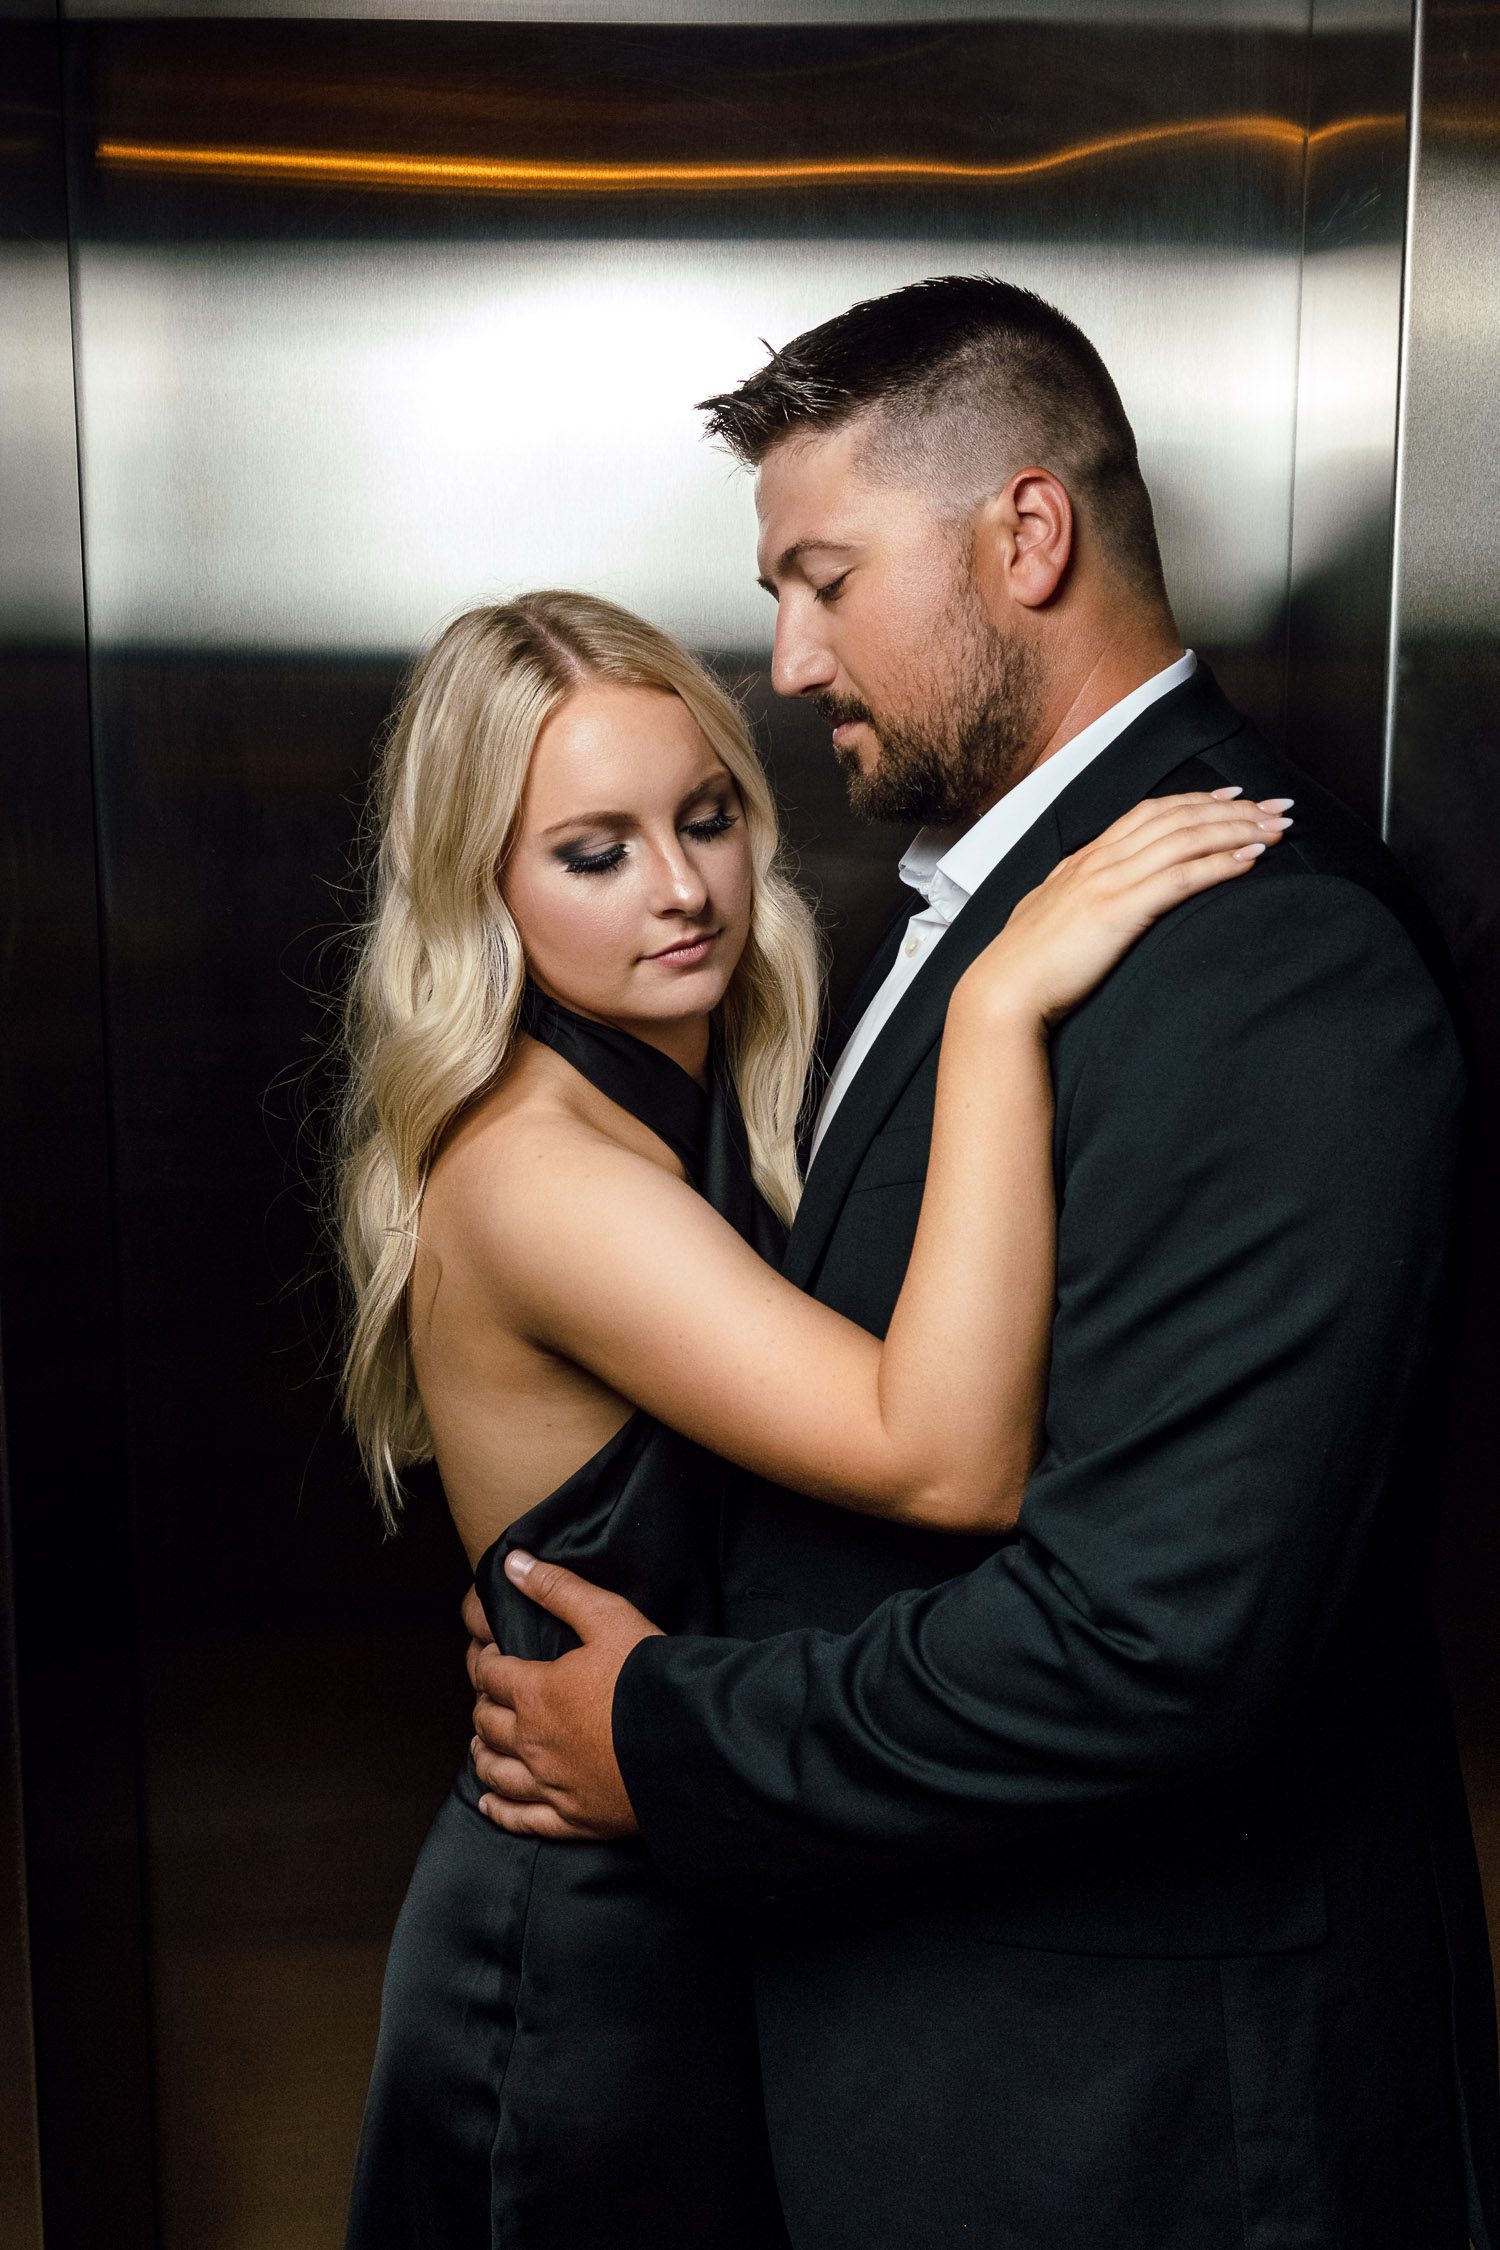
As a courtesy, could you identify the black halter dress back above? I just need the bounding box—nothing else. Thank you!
[345,987,790,2250]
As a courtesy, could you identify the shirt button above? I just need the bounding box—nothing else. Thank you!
[904,934,922,956]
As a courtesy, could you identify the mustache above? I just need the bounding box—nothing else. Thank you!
[811,691,875,731]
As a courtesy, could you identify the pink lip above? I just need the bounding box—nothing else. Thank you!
[645,930,719,966]
[831,722,864,748]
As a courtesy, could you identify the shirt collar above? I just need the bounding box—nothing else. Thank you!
[898,650,1198,917]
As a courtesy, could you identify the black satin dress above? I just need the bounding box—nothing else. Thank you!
[344,988,791,2250]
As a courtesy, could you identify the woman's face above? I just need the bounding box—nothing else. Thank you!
[500,681,755,1067]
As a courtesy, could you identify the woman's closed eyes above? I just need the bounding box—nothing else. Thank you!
[559,803,740,878]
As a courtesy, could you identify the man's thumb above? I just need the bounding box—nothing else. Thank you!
[504,1549,600,1632]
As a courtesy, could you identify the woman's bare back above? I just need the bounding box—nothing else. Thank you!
[411,1036,690,1568]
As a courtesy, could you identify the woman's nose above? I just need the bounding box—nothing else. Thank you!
[650,842,710,913]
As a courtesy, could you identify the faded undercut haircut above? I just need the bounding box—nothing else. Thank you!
[698,274,1169,605]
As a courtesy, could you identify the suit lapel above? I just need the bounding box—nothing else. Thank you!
[782,666,1249,1292]
[783,807,1063,1288]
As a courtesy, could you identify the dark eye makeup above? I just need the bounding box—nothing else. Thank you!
[562,843,628,876]
[558,800,740,878]
[682,806,738,843]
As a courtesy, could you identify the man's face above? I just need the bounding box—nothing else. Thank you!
[754,421,1042,827]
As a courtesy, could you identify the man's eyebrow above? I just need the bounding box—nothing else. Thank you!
[538,772,729,840]
[756,538,857,595]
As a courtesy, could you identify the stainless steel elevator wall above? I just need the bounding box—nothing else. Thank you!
[1385,0,1500,2035]
[6,4,1494,2245]
[1283,0,1414,821]
[0,15,155,2248]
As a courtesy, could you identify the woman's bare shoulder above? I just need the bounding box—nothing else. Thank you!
[423,1038,686,1264]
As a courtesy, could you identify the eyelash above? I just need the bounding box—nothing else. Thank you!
[813,573,850,606]
[562,806,739,878]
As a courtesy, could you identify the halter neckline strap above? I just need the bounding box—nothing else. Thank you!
[518,981,709,1183]
[516,978,786,1266]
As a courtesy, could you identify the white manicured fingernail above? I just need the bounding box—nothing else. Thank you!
[1234,842,1267,860]
[1259,796,1294,811]
[1211,785,1243,800]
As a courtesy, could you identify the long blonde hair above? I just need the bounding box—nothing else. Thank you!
[336,590,823,1527]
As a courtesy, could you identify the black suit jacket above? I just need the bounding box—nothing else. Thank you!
[614,670,1500,2250]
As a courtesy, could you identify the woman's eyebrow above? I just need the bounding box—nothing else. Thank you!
[539,808,635,838]
[538,775,728,840]
[676,771,732,809]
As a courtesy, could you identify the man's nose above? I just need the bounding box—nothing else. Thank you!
[769,603,837,700]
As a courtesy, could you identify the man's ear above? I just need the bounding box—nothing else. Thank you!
[971,469,1073,615]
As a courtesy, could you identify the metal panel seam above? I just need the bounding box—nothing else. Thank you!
[1379,0,1424,840]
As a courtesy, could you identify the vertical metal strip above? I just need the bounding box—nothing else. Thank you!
[1278,0,1319,757]
[1379,0,1425,841]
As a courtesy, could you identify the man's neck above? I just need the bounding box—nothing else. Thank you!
[1017,618,1185,791]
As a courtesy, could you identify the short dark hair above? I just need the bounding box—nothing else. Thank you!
[699,274,1168,603]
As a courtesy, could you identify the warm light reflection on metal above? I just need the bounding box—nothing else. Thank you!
[95,113,1405,196]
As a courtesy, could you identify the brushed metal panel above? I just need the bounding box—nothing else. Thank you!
[0,40,52,2241]
[73,235,1302,669]
[1383,0,1500,1987]
[1283,0,1414,826]
[66,19,1312,696]
[0,15,157,2250]
[61,12,1326,2243]
[63,0,1314,25]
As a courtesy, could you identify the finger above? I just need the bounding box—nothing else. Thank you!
[1117,842,1275,921]
[461,1584,492,1644]
[472,1744,549,1801]
[473,1646,540,1711]
[1088,790,1291,857]
[473,1694,520,1754]
[1107,813,1291,885]
[1087,799,1289,866]
[477,1793,586,1840]
[504,1551,648,1640]
[1079,807,1289,882]
[1087,789,1243,847]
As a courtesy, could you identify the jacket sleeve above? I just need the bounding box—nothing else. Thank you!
[611,871,1466,1891]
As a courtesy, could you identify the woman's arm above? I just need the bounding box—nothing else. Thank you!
[479,792,1288,1531]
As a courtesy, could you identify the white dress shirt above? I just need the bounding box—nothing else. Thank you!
[807,650,1198,1164]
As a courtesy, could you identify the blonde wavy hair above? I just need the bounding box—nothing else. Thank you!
[336,590,824,1527]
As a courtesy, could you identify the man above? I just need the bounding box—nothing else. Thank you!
[466,278,1499,2247]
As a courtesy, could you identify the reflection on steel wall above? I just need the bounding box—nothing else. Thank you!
[1385,0,1500,1988]
[1283,0,1414,826]
[62,0,1315,23]
[67,25,1308,670]
[0,15,155,2250]
[73,237,1300,661]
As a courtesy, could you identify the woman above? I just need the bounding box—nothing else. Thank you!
[338,591,1286,2248]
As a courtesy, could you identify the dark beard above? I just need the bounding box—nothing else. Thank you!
[816,598,1043,828]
